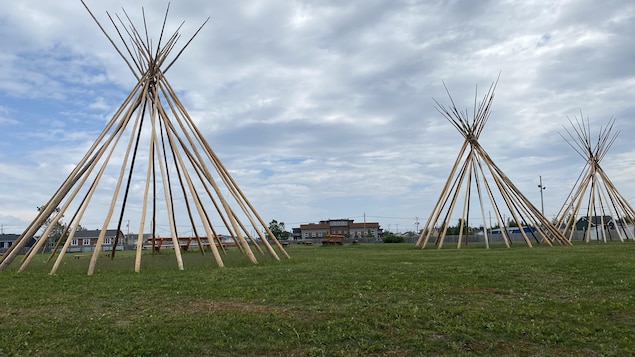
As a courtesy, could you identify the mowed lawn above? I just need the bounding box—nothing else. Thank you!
[1,242,634,356]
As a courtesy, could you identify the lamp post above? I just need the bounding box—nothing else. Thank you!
[538,175,546,216]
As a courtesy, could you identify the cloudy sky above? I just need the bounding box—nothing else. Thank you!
[1,0,634,236]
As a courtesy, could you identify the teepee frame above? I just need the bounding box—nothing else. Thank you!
[416,79,570,249]
[0,2,289,275]
[554,114,635,242]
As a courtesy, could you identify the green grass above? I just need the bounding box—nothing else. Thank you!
[2,242,635,356]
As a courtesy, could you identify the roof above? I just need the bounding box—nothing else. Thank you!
[299,223,330,229]
[350,222,380,229]
[73,229,124,239]
[0,233,21,241]
[575,216,615,229]
[0,234,36,249]
[299,219,381,229]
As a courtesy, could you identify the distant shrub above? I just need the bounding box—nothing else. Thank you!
[382,235,404,243]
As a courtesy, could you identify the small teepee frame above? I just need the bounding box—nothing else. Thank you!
[416,79,569,249]
[554,115,635,242]
[0,2,289,275]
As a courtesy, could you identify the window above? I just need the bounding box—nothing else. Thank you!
[304,232,308,238]
[0,242,4,248]
[318,232,322,237]
[71,239,78,246]
[83,239,91,246]
[104,238,112,245]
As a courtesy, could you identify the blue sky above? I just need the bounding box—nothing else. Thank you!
[1,0,635,235]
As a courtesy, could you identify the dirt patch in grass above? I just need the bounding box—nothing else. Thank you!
[188,299,289,314]
[609,309,635,324]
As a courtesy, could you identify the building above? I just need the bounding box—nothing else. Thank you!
[296,219,381,241]
[575,216,615,230]
[292,227,302,240]
[0,233,35,254]
[124,232,154,249]
[572,216,635,240]
[67,229,125,252]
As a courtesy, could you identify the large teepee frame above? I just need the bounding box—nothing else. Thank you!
[416,80,570,249]
[555,115,635,242]
[0,2,289,275]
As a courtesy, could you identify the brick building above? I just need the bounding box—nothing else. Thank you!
[296,219,381,241]
[67,229,125,252]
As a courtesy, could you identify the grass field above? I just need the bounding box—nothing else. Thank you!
[1,242,634,356]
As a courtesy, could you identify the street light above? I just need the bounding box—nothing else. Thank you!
[538,175,546,216]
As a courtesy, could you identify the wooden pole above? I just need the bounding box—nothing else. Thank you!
[473,154,510,248]
[157,82,259,263]
[135,133,155,272]
[159,110,225,266]
[161,79,289,258]
[0,81,144,271]
[419,78,573,250]
[88,80,150,275]
[111,98,150,259]
[436,154,473,249]
[457,152,475,249]
[6,4,291,273]
[14,83,145,271]
[473,164,490,249]
[418,140,470,248]
[148,86,184,271]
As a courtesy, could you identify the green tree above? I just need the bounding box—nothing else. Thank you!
[267,219,290,240]
[382,234,404,243]
[446,218,467,235]
[37,206,67,253]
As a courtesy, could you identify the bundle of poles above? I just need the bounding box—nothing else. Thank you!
[0,2,289,275]
[416,79,570,249]
[555,115,635,242]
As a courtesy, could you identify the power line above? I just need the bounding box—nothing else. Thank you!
[361,215,417,220]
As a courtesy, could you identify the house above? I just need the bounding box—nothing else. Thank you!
[0,233,35,254]
[67,229,125,252]
[572,216,635,240]
[291,227,302,240]
[296,219,381,241]
[575,216,615,230]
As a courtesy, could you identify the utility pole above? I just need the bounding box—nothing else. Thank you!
[363,212,368,243]
[538,175,546,216]
[415,217,419,233]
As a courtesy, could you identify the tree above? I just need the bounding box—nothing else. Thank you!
[382,234,404,243]
[446,218,467,235]
[507,217,519,227]
[37,206,67,253]
[267,220,290,240]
